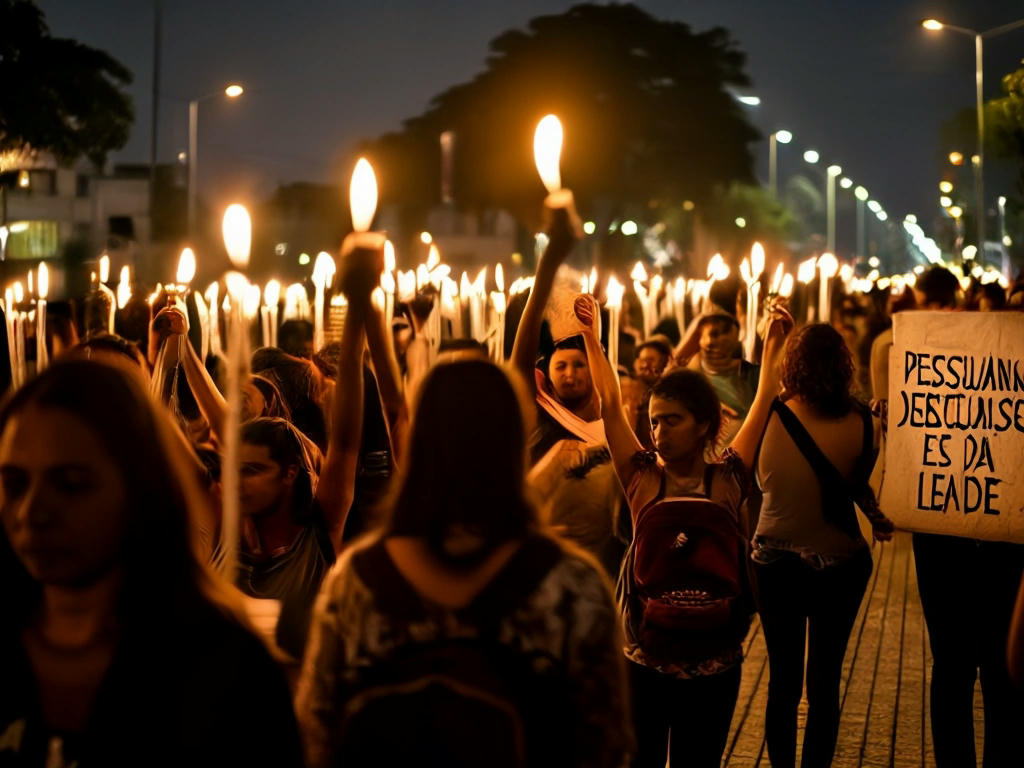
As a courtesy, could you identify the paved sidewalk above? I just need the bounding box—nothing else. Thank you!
[721,532,984,768]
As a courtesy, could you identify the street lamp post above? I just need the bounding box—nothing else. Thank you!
[854,186,869,261]
[187,83,244,239]
[768,129,792,198]
[923,16,1024,257]
[826,164,842,253]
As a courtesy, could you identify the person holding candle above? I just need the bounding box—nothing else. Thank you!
[576,291,793,768]
[297,243,631,768]
[0,360,302,766]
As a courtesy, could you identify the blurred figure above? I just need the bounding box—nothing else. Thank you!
[0,361,302,766]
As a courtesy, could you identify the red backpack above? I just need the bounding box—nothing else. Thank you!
[618,466,751,664]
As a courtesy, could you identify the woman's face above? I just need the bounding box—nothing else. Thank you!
[548,348,592,408]
[649,396,709,464]
[0,406,128,587]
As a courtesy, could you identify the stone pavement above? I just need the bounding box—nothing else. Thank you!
[720,531,985,768]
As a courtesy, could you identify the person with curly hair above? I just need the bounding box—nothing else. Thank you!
[752,323,893,768]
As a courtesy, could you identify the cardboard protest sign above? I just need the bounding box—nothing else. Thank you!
[878,311,1024,543]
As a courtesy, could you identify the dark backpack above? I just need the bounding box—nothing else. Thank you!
[337,536,570,768]
[618,466,751,664]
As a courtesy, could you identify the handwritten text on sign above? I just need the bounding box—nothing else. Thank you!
[879,312,1024,543]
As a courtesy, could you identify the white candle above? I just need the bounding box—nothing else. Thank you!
[817,252,839,325]
[4,289,16,388]
[220,204,252,581]
[263,279,281,348]
[204,282,221,356]
[606,275,625,371]
[98,254,117,333]
[35,263,48,373]
[311,252,336,354]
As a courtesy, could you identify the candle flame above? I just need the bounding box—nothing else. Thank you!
[460,271,472,297]
[383,240,396,272]
[244,283,261,319]
[496,263,505,293]
[371,287,386,312]
[491,291,506,313]
[222,204,251,269]
[426,243,440,270]
[397,270,416,302]
[312,251,336,289]
[839,263,854,284]
[349,157,378,233]
[796,258,817,284]
[740,258,752,284]
[264,279,281,307]
[99,254,110,284]
[417,264,430,290]
[533,114,563,194]
[381,271,396,294]
[605,275,625,309]
[204,282,219,307]
[588,267,597,295]
[751,242,765,277]
[117,266,131,309]
[13,282,23,304]
[27,270,33,296]
[780,273,794,298]
[707,253,730,281]
[817,252,839,279]
[37,262,48,300]
[473,267,487,295]
[147,283,163,306]
[770,263,785,294]
[176,247,197,285]
[630,261,648,282]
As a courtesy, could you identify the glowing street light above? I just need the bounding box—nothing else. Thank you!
[939,180,954,194]
[188,83,244,238]
[803,149,820,164]
[768,129,792,196]
[923,15,1024,252]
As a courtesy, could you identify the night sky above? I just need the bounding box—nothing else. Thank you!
[34,0,1024,246]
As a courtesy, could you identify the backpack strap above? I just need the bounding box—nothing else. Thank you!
[770,399,861,538]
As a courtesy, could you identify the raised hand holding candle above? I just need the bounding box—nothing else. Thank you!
[533,114,584,237]
[220,203,252,581]
[342,157,387,346]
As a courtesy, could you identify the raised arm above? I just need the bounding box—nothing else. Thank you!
[729,301,792,471]
[364,301,409,464]
[574,294,644,487]
[510,205,581,393]
[316,241,383,552]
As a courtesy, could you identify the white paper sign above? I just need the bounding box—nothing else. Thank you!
[878,311,1024,543]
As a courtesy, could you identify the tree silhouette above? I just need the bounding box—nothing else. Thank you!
[368,3,759,241]
[0,0,134,168]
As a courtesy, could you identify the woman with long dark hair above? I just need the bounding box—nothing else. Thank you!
[0,360,302,766]
[752,323,893,768]
[295,241,631,768]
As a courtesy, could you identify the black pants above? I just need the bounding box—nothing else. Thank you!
[913,532,1024,768]
[629,659,741,768]
[754,547,872,768]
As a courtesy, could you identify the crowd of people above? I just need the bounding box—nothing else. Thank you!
[3,200,1024,768]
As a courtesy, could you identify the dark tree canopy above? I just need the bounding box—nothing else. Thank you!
[369,3,760,231]
[0,0,134,168]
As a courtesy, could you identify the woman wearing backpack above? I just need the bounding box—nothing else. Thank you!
[576,294,792,768]
[295,230,632,768]
[752,323,894,768]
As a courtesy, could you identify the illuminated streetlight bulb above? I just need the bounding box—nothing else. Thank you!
[775,130,793,144]
[949,206,963,218]
[939,180,953,194]
[839,177,853,189]
[803,149,820,164]
[533,114,563,193]
[349,158,378,233]
[922,19,944,31]
[854,186,869,201]
[827,164,842,176]
[948,151,963,166]
[867,200,882,213]
[224,84,244,98]
[939,195,953,208]
[222,204,251,269]
[621,220,638,236]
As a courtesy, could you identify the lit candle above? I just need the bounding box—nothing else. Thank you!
[605,275,625,371]
[741,243,765,362]
[220,203,252,581]
[311,252,336,353]
[204,282,221,356]
[116,266,132,310]
[796,257,817,323]
[381,240,396,329]
[4,288,16,389]
[12,282,25,387]
[262,279,281,348]
[817,252,839,325]
[97,254,116,333]
[35,263,48,373]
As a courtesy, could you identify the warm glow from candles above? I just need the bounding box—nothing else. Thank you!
[384,240,396,272]
[589,267,597,294]
[533,114,563,194]
[417,264,430,290]
[707,253,730,281]
[222,204,252,269]
[605,275,625,309]
[797,258,817,284]
[99,254,110,284]
[780,273,794,298]
[349,157,378,233]
[495,264,505,293]
[147,283,163,306]
[312,251,336,289]
[817,252,839,279]
[117,267,131,309]
[176,247,197,285]
[630,261,648,282]
[751,242,765,278]
[244,283,261,319]
[770,263,785,294]
[13,282,23,304]
[204,281,219,308]
[472,267,487,295]
[426,244,440,270]
[398,270,416,302]
[264,279,281,307]
[381,271,396,294]
[740,258,751,284]
[37,262,48,300]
